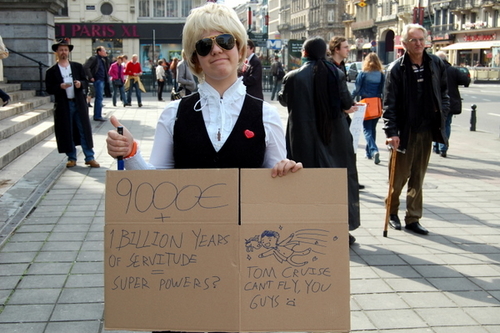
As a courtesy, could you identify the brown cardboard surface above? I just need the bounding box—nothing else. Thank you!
[240,168,348,224]
[105,169,238,224]
[240,223,350,332]
[104,169,350,332]
[104,223,240,331]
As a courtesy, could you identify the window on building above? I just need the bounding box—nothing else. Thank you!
[494,10,499,28]
[139,0,150,17]
[154,0,165,17]
[56,0,69,17]
[139,0,192,18]
[101,2,113,16]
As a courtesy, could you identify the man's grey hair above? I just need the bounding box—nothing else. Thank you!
[401,24,428,43]
[435,51,447,61]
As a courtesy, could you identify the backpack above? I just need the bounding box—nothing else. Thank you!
[276,63,285,80]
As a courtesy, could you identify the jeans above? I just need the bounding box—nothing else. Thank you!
[436,113,453,153]
[112,83,126,106]
[363,117,379,158]
[93,79,104,119]
[66,100,95,162]
[271,77,282,100]
[127,80,142,105]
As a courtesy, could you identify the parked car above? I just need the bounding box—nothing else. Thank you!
[455,66,471,87]
[347,62,363,82]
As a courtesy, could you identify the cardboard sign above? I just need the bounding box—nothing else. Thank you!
[104,168,350,332]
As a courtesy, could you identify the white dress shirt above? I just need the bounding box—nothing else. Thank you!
[125,78,286,170]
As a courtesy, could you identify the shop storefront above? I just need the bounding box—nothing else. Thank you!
[442,33,500,67]
[56,23,184,73]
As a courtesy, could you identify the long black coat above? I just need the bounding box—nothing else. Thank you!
[242,54,264,99]
[46,61,93,153]
[279,60,360,231]
[443,60,470,115]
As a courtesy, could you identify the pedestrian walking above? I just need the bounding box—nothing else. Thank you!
[83,46,110,121]
[383,24,449,235]
[351,52,385,164]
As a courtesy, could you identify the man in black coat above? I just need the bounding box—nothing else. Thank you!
[84,46,110,121]
[241,39,263,99]
[434,51,471,157]
[45,39,100,168]
[383,24,449,235]
[279,37,360,245]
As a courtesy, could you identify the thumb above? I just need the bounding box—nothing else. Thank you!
[110,115,122,128]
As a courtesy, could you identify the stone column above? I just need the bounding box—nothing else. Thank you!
[0,0,64,93]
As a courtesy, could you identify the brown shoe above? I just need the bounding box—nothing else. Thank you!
[85,160,100,168]
[66,160,77,168]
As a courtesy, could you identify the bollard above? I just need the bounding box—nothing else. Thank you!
[470,104,476,131]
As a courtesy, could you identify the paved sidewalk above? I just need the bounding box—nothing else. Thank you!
[0,91,499,332]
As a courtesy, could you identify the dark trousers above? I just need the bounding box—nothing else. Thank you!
[157,80,165,100]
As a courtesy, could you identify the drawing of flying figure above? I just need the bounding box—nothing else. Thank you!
[258,230,311,267]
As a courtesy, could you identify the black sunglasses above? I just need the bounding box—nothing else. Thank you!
[195,34,236,57]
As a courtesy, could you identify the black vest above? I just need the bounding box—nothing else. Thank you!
[173,93,266,168]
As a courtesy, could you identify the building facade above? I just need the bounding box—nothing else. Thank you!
[54,0,206,73]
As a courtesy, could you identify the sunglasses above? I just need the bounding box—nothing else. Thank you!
[195,34,236,57]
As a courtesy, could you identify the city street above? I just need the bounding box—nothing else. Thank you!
[0,84,499,333]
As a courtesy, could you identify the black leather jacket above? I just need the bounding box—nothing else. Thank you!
[383,52,450,150]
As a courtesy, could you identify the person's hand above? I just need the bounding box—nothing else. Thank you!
[344,105,358,114]
[386,136,400,151]
[61,82,72,89]
[73,80,81,89]
[107,116,134,158]
[271,159,303,178]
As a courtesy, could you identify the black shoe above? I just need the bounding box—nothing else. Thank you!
[158,99,164,101]
[440,151,447,158]
[349,233,356,246]
[138,103,143,107]
[374,152,380,165]
[124,103,132,106]
[93,118,107,122]
[87,103,93,107]
[405,222,429,235]
[113,104,117,107]
[389,214,401,230]
[359,184,365,190]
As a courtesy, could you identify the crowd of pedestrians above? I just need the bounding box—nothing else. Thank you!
[41,1,469,249]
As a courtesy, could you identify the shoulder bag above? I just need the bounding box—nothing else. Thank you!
[360,97,382,120]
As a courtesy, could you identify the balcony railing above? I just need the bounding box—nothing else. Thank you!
[431,23,455,34]
[290,23,306,31]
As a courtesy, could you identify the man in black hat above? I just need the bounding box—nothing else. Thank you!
[45,38,100,168]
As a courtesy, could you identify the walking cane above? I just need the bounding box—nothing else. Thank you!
[383,147,398,237]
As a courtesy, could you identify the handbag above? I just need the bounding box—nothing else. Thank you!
[112,79,123,87]
[171,87,182,100]
[360,97,382,120]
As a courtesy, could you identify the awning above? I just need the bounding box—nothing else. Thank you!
[362,43,373,49]
[350,45,357,50]
[442,41,500,50]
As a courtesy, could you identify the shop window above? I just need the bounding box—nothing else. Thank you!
[92,38,123,62]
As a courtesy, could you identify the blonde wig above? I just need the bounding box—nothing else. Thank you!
[182,3,247,80]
